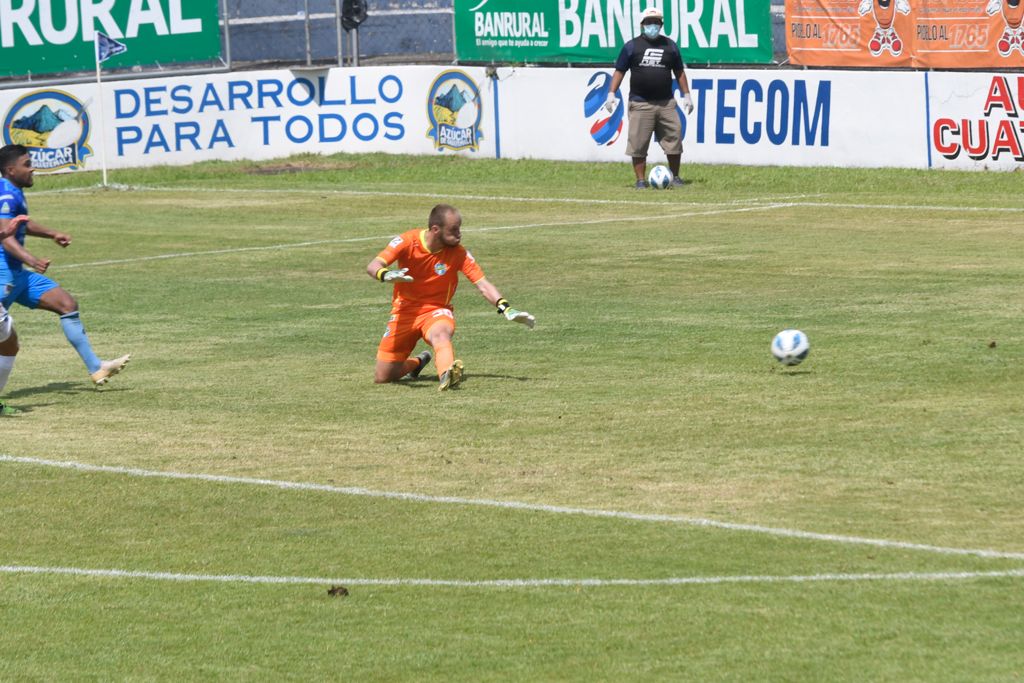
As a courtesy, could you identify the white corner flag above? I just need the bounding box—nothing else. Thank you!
[93,32,126,187]
[95,31,127,64]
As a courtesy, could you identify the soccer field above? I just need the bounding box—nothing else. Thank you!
[2,154,1023,680]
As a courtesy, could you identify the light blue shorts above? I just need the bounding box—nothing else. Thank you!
[1,269,60,310]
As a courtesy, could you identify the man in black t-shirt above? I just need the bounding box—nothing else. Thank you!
[604,7,692,189]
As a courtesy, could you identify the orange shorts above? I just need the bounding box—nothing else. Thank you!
[376,303,456,362]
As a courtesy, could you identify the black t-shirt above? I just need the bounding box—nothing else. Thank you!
[613,35,684,102]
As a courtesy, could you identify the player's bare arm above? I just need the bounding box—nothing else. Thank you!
[0,234,49,273]
[366,257,388,279]
[25,220,71,247]
[474,278,536,329]
[473,277,503,305]
[366,256,413,283]
[0,214,30,241]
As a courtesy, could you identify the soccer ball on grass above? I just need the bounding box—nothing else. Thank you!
[771,329,810,366]
[647,164,673,189]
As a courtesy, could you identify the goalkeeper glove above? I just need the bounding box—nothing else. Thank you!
[496,298,536,329]
[377,267,414,283]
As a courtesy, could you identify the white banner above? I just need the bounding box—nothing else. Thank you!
[0,66,497,172]
[926,72,1024,171]
[3,65,1019,173]
[495,67,927,169]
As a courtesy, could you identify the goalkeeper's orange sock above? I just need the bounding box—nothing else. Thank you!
[434,341,454,377]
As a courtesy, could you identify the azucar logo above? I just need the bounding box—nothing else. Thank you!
[426,70,483,152]
[3,90,93,173]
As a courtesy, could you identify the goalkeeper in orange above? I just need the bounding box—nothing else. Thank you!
[365,204,535,391]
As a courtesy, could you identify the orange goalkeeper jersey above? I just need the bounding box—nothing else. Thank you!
[376,229,485,307]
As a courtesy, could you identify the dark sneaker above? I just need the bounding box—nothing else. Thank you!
[0,402,20,416]
[634,180,649,189]
[438,359,464,392]
[672,176,685,187]
[404,350,432,380]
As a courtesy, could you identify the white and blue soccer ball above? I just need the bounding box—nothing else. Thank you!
[771,329,810,366]
[647,164,673,189]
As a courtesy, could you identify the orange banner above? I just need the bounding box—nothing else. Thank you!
[786,0,1024,68]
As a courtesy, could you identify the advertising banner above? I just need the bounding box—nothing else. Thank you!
[915,0,1024,68]
[928,72,1024,170]
[0,0,222,78]
[454,0,772,64]
[496,67,926,168]
[0,67,496,172]
[7,65,1022,173]
[786,0,1024,68]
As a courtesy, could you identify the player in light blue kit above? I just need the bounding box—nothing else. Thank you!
[0,144,129,386]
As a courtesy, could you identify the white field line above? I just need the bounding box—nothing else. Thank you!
[34,184,1024,214]
[3,455,1023,561]
[32,183,820,208]
[1,564,1022,588]
[56,204,794,270]
[788,201,1024,213]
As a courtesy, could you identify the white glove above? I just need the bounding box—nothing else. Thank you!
[603,94,617,113]
[383,268,414,283]
[679,92,693,115]
[504,308,535,329]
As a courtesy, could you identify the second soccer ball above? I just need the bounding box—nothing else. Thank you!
[647,164,673,189]
[771,329,810,366]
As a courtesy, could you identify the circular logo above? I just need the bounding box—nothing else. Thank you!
[3,89,93,173]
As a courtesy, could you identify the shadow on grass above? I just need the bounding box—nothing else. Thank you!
[5,381,96,400]
[397,373,531,389]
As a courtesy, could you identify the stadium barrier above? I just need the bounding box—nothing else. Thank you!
[1,65,1020,173]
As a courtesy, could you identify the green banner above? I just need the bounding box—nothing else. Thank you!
[454,0,771,64]
[0,0,221,78]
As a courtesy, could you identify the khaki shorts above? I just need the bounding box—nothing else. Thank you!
[625,99,683,157]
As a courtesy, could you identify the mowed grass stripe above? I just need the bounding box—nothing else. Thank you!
[3,456,1023,567]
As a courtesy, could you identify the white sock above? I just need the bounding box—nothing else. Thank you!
[0,355,14,394]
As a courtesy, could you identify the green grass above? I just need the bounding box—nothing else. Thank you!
[1,153,1023,680]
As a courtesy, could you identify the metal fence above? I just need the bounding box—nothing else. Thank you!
[225,0,455,67]
[227,0,789,67]
[2,1,788,87]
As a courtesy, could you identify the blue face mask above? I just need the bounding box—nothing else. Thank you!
[642,24,661,39]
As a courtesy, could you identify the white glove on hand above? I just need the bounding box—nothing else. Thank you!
[504,308,536,329]
[383,268,414,283]
[603,94,617,113]
[679,92,693,115]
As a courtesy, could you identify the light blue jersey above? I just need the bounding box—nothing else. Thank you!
[0,177,28,274]
[0,176,57,309]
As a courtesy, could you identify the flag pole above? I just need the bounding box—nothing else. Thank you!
[93,34,109,188]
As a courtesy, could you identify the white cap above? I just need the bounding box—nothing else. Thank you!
[640,7,663,23]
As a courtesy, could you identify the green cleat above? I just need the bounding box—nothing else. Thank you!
[0,402,20,416]
[438,359,464,392]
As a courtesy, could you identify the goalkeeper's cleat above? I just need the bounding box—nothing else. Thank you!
[91,353,131,386]
[634,180,649,190]
[0,402,20,416]
[404,350,432,380]
[438,359,464,392]
[672,176,685,187]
